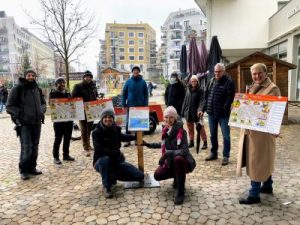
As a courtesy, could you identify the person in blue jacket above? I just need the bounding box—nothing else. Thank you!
[122,66,148,147]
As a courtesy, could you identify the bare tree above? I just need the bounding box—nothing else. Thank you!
[28,0,95,89]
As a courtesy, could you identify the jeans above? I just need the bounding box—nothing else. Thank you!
[249,176,273,198]
[53,121,73,159]
[208,114,231,158]
[0,100,5,112]
[19,125,41,174]
[95,156,144,188]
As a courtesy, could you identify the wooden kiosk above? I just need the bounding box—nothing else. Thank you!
[226,52,297,124]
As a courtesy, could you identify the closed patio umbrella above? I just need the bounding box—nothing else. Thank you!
[179,44,188,80]
[188,37,201,76]
[207,36,222,79]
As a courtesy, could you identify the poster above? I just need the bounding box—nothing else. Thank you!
[49,97,85,122]
[85,99,114,122]
[114,107,127,127]
[229,93,287,134]
[128,107,149,131]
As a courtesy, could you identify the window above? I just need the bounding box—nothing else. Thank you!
[119,56,125,60]
[128,40,134,45]
[140,65,143,71]
[138,40,144,46]
[139,48,144,53]
[129,48,134,53]
[138,32,144,38]
[200,20,202,25]
[110,32,115,38]
[184,20,190,27]
[121,64,125,69]
[119,40,125,45]
[129,56,135,60]
[119,48,125,52]
[119,32,125,37]
[139,56,144,60]
[129,32,135,38]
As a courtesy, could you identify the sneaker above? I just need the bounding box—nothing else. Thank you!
[21,173,30,180]
[103,187,113,198]
[188,140,194,148]
[29,169,42,175]
[260,186,273,194]
[239,196,261,205]
[63,156,75,161]
[54,158,62,165]
[123,142,131,147]
[221,157,229,166]
[201,141,208,149]
[205,154,218,161]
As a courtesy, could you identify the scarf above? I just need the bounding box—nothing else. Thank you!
[161,124,183,155]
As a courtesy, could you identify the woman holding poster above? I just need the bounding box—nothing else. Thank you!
[237,63,281,205]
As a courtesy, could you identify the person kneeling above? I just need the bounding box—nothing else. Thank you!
[143,106,196,205]
[92,109,144,198]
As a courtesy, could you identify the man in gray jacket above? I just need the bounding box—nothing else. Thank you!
[6,69,46,180]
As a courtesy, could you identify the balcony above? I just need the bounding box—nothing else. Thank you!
[172,45,181,51]
[170,54,180,60]
[161,35,167,39]
[171,35,182,40]
[150,53,156,58]
[169,24,183,30]
[161,26,167,32]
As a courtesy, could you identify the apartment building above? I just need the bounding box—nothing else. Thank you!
[160,8,206,77]
[102,23,157,80]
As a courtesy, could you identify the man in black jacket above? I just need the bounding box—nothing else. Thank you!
[198,63,235,166]
[49,77,75,165]
[6,69,46,180]
[92,109,144,198]
[72,70,98,157]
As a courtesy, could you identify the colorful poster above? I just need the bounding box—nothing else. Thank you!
[128,107,149,131]
[85,99,114,122]
[49,97,85,122]
[114,107,127,127]
[229,93,287,134]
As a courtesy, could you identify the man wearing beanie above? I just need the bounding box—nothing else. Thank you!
[72,70,98,156]
[92,108,144,198]
[122,66,148,147]
[6,69,46,180]
[49,77,75,165]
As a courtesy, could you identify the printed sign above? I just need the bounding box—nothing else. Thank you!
[128,107,149,131]
[85,99,114,122]
[114,107,127,127]
[49,97,85,122]
[229,93,287,134]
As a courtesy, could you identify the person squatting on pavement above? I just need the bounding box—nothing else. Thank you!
[72,70,98,157]
[198,63,235,166]
[6,69,46,180]
[49,77,75,165]
[143,106,196,205]
[122,66,148,147]
[181,75,208,149]
[92,109,144,198]
[237,63,281,205]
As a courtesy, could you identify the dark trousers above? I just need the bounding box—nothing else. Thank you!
[79,120,93,151]
[53,121,73,159]
[95,156,144,188]
[19,125,41,174]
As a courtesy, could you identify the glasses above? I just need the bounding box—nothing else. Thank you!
[214,71,222,73]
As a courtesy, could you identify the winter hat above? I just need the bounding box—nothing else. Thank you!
[131,66,140,72]
[170,72,179,78]
[163,106,178,118]
[83,70,93,79]
[55,77,65,85]
[24,69,37,77]
[100,108,115,120]
[190,75,199,83]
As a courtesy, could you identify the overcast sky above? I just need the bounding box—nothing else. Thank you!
[1,0,200,74]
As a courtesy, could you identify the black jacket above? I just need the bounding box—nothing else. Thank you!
[92,122,135,166]
[49,89,71,99]
[164,82,186,115]
[181,86,204,122]
[6,78,46,125]
[71,81,98,102]
[201,75,235,117]
[0,86,8,103]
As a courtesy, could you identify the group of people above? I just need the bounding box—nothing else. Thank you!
[5,62,281,205]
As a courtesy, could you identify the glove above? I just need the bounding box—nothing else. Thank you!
[142,140,150,147]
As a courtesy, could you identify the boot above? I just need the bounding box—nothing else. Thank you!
[174,175,185,205]
[172,177,177,189]
[201,141,208,149]
[188,140,194,148]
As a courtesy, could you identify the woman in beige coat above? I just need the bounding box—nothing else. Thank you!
[237,63,281,205]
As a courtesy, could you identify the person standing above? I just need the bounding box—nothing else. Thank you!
[0,83,8,113]
[238,63,281,204]
[49,77,75,165]
[198,63,235,166]
[122,66,148,147]
[148,81,154,97]
[92,109,144,198]
[164,72,185,116]
[181,75,208,149]
[72,70,98,157]
[6,69,46,180]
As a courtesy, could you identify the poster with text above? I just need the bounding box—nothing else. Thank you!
[128,107,149,131]
[115,107,127,127]
[229,93,287,134]
[49,98,85,122]
[85,99,114,122]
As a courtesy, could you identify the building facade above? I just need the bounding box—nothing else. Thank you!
[194,0,300,101]
[160,8,207,77]
[101,23,157,80]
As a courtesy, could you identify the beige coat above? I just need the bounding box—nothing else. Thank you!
[236,77,281,182]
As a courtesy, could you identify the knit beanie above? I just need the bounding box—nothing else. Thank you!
[24,69,37,77]
[83,70,93,79]
[55,77,65,85]
[100,108,115,120]
[190,75,199,83]
[163,106,178,118]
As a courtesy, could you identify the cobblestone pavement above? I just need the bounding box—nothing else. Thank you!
[0,112,300,225]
